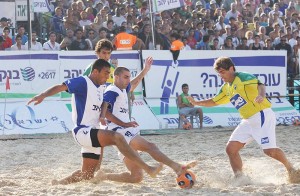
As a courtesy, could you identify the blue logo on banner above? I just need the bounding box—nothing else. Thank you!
[261,137,269,144]
[230,94,247,110]
[203,116,213,124]
[160,63,179,114]
[20,67,35,81]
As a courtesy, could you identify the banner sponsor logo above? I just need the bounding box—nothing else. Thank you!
[21,67,35,81]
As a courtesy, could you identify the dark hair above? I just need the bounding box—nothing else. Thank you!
[182,83,188,88]
[3,26,10,32]
[170,32,180,39]
[114,66,130,76]
[91,59,111,72]
[119,26,126,32]
[95,39,113,53]
[213,57,236,71]
[98,27,107,33]
[15,34,22,40]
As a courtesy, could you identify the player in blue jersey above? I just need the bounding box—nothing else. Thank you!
[96,57,196,183]
[27,59,162,185]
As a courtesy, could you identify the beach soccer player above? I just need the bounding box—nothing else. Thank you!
[187,56,300,183]
[27,59,162,185]
[96,58,196,183]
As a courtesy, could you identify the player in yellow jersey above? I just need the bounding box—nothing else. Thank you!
[187,56,300,183]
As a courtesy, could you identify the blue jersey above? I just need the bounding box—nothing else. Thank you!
[64,76,105,133]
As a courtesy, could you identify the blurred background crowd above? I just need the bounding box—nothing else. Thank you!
[0,0,299,74]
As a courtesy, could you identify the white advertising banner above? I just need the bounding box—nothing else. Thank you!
[15,0,34,21]
[131,99,160,130]
[142,50,299,128]
[59,51,143,99]
[145,98,300,128]
[0,51,60,101]
[152,0,185,13]
[0,1,16,29]
[33,0,51,12]
[142,50,286,100]
[0,100,73,135]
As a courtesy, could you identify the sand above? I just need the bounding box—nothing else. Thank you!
[1,126,300,195]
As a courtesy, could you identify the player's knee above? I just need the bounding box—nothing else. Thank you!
[226,144,239,156]
[263,148,277,157]
[113,132,126,144]
[146,142,158,152]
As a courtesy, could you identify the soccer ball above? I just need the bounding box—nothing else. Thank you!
[176,170,196,189]
[182,122,192,130]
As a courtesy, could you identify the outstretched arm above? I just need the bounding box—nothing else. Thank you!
[187,96,217,107]
[27,84,67,105]
[130,56,153,92]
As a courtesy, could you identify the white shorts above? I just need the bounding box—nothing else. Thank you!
[112,126,140,160]
[229,108,277,149]
[72,126,101,160]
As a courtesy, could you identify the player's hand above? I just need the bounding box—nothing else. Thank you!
[255,95,264,103]
[99,117,107,126]
[144,57,153,72]
[124,121,139,128]
[186,96,196,105]
[27,94,45,105]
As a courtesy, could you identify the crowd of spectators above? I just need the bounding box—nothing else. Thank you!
[0,0,299,74]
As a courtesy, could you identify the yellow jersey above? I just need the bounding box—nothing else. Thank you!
[212,72,271,119]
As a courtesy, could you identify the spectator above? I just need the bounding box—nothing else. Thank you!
[105,19,116,40]
[269,23,280,43]
[236,21,249,39]
[63,8,80,32]
[69,28,89,50]
[138,24,162,50]
[242,3,254,23]
[186,28,197,49]
[289,29,299,48]
[236,37,249,50]
[51,7,64,42]
[264,0,272,15]
[263,38,275,50]
[11,34,27,50]
[85,29,95,50]
[92,27,108,47]
[60,29,75,50]
[90,13,103,36]
[1,26,12,50]
[210,38,220,50]
[278,0,288,15]
[225,3,240,20]
[177,83,203,129]
[275,34,293,74]
[249,34,263,50]
[0,17,9,36]
[245,30,254,46]
[0,36,4,50]
[24,31,43,51]
[12,26,28,45]
[112,7,126,27]
[113,26,143,50]
[43,32,60,51]
[221,36,235,50]
[197,34,211,50]
[79,11,92,28]
[182,37,192,50]
[85,7,95,22]
[85,0,97,17]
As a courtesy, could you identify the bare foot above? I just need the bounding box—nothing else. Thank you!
[288,168,300,183]
[94,170,108,182]
[147,163,163,178]
[176,161,198,176]
[51,179,59,185]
